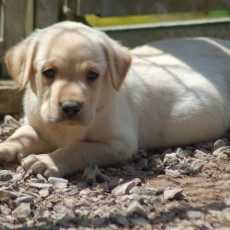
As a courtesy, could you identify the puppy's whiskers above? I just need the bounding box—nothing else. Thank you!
[82,96,91,103]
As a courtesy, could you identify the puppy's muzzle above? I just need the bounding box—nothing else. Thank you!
[60,100,83,117]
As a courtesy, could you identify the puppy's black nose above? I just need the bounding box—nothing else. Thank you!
[60,100,82,116]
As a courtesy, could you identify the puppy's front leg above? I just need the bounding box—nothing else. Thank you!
[21,141,131,178]
[0,125,50,163]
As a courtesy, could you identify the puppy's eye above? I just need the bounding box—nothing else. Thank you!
[43,69,55,78]
[87,71,99,81]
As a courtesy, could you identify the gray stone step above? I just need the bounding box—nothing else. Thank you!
[0,80,24,117]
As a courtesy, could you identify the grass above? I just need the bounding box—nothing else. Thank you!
[86,10,230,27]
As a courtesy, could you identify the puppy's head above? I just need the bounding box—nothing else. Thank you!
[5,22,131,126]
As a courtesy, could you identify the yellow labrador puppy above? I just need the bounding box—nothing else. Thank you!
[1,21,230,177]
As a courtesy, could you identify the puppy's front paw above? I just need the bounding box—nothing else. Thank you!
[21,154,64,178]
[0,143,19,163]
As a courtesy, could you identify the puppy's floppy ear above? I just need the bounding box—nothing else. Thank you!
[100,35,131,91]
[5,30,41,90]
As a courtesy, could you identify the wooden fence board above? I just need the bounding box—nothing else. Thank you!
[78,0,230,17]
[34,0,61,29]
[105,22,230,48]
[64,0,91,25]
[64,0,77,21]
[3,0,27,50]
[25,0,34,36]
[3,0,27,78]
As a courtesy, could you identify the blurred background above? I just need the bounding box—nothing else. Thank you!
[1,0,230,77]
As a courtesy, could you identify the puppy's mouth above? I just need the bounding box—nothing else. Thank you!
[59,119,79,126]
[46,112,92,127]
[49,114,86,126]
